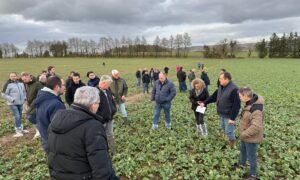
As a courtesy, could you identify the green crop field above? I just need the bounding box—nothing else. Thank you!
[0,57,299,179]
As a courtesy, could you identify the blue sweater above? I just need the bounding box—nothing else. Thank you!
[33,88,65,152]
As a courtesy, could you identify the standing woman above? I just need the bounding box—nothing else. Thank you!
[189,79,209,136]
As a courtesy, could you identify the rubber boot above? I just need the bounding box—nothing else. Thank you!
[198,124,204,136]
[228,139,236,149]
[108,136,117,155]
[202,123,208,136]
[122,117,129,127]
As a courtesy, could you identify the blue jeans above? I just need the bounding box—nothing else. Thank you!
[118,103,127,117]
[9,105,23,133]
[153,102,171,128]
[220,116,236,140]
[239,141,258,176]
[179,82,187,92]
[143,83,149,93]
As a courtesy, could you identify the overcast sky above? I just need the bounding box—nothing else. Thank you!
[1,0,300,49]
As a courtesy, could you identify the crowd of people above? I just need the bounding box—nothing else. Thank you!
[1,64,265,180]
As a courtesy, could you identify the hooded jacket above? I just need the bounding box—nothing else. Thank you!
[238,94,265,143]
[1,80,26,105]
[23,77,44,114]
[65,81,86,105]
[33,87,65,152]
[48,103,119,180]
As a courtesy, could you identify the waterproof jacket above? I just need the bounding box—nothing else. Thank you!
[110,77,128,104]
[142,74,150,84]
[201,73,210,86]
[33,87,65,152]
[48,103,119,180]
[1,80,26,105]
[96,88,117,123]
[151,79,176,104]
[65,81,86,105]
[24,78,44,114]
[238,94,264,143]
[177,70,187,82]
[189,88,209,111]
[88,76,100,87]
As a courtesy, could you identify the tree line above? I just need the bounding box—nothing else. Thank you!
[202,38,240,58]
[0,33,192,58]
[256,32,300,58]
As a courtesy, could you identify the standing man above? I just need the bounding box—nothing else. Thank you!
[48,86,119,179]
[177,67,187,92]
[231,87,264,180]
[202,72,241,148]
[187,69,196,90]
[110,70,129,127]
[21,72,44,139]
[1,72,27,137]
[142,70,150,94]
[65,72,85,106]
[151,73,176,130]
[97,75,117,155]
[33,76,66,152]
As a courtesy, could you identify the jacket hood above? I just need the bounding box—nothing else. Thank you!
[33,88,59,107]
[244,94,264,111]
[2,79,18,93]
[50,103,105,134]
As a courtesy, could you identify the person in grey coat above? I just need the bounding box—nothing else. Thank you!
[1,72,28,137]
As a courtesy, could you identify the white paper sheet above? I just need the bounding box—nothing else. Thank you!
[196,106,206,114]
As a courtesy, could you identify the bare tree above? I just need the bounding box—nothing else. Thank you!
[174,34,183,57]
[183,32,192,57]
[154,36,160,57]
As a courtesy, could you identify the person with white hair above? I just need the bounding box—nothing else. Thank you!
[110,69,129,127]
[48,86,119,179]
[97,75,117,155]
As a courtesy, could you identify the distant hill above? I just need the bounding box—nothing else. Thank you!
[190,42,256,52]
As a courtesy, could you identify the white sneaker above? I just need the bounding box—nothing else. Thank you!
[13,133,24,137]
[22,130,30,134]
[33,131,41,139]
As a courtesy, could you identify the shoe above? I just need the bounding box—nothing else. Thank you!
[203,123,208,136]
[228,140,236,149]
[32,131,40,140]
[152,124,158,130]
[244,175,259,180]
[13,133,24,137]
[22,130,30,134]
[231,163,245,171]
[165,123,171,129]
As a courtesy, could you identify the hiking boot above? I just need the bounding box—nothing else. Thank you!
[231,163,245,171]
[13,133,24,138]
[202,123,208,136]
[122,117,129,127]
[152,124,158,130]
[244,175,259,180]
[228,140,236,149]
[108,137,117,155]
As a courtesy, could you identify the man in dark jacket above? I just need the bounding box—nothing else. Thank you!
[177,67,187,92]
[87,71,100,87]
[97,75,117,155]
[201,72,241,148]
[21,72,44,139]
[33,76,66,152]
[200,67,210,91]
[110,70,129,127]
[48,86,119,180]
[151,73,176,129]
[65,72,85,106]
[142,70,150,94]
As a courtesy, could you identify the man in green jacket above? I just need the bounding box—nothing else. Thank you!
[110,69,129,127]
[21,72,44,139]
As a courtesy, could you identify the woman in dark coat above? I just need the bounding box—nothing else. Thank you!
[189,79,209,136]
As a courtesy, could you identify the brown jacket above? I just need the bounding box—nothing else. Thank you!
[238,94,264,143]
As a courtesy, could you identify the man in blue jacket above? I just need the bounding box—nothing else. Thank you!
[33,76,66,152]
[151,73,176,129]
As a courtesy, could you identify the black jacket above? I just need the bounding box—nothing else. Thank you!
[65,81,86,105]
[189,88,209,111]
[48,103,119,180]
[88,76,100,87]
[201,73,210,86]
[135,71,141,78]
[96,88,117,123]
[142,74,150,84]
[177,70,186,82]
